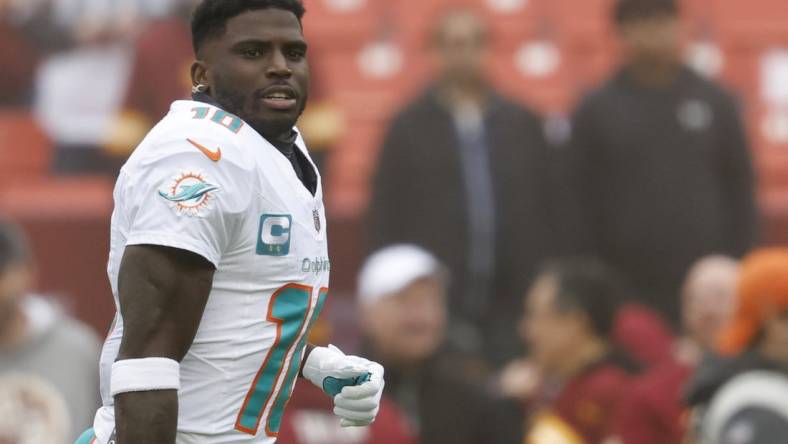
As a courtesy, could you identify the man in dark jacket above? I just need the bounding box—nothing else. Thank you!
[565,0,758,325]
[357,245,522,444]
[367,10,555,366]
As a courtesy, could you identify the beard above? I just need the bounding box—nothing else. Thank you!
[211,81,308,142]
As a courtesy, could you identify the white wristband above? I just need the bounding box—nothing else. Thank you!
[111,358,181,397]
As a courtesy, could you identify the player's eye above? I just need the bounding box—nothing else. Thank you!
[243,48,262,58]
[286,49,306,61]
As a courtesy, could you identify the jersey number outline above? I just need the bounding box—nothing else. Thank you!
[191,106,244,134]
[234,284,328,436]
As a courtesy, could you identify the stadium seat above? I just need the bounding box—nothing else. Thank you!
[0,111,51,180]
[0,176,113,219]
[489,38,575,114]
[746,100,788,245]
[320,47,430,122]
[481,0,543,39]
[546,0,613,40]
[491,29,617,114]
[712,49,788,247]
[714,0,788,38]
[761,187,788,244]
[680,0,715,23]
[759,156,788,192]
[752,106,788,187]
[302,0,380,50]
[715,42,788,111]
[326,119,385,218]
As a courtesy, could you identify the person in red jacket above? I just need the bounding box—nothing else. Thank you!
[613,255,739,444]
[500,258,638,444]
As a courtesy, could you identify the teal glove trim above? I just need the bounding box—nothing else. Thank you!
[323,372,372,397]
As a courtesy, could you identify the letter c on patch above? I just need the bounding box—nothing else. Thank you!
[257,214,292,256]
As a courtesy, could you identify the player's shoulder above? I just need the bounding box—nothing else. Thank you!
[117,101,256,216]
[128,100,254,173]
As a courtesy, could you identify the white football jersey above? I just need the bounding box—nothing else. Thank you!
[92,100,330,444]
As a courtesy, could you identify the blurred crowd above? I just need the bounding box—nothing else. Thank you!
[0,0,200,174]
[2,0,788,443]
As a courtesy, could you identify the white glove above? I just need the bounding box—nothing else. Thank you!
[302,344,385,427]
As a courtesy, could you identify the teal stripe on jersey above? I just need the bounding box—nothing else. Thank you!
[267,289,329,432]
[74,428,95,444]
[237,286,311,433]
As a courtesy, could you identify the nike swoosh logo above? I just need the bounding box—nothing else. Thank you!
[187,138,222,162]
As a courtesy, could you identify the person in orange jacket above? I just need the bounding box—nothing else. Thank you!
[686,249,788,444]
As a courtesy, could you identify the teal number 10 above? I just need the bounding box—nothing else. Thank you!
[234,284,328,436]
[191,106,245,134]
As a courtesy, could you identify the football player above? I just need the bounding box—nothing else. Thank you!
[75,1,384,443]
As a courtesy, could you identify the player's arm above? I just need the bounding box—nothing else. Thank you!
[113,244,215,444]
[300,343,385,427]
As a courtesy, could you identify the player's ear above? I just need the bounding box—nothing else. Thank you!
[191,61,211,93]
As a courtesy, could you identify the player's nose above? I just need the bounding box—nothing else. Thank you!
[266,51,292,78]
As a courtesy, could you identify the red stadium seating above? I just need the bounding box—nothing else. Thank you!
[546,0,614,39]
[761,189,788,244]
[319,45,430,122]
[0,176,113,219]
[0,111,51,181]
[302,0,380,50]
[325,119,387,218]
[751,105,788,187]
[480,0,544,41]
[714,0,788,38]
[489,37,575,114]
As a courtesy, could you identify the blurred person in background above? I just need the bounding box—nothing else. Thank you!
[499,258,637,444]
[565,0,758,326]
[611,303,675,371]
[0,0,155,108]
[0,0,41,106]
[367,9,556,368]
[681,256,740,356]
[0,219,101,443]
[105,0,199,159]
[1,0,78,57]
[614,255,739,444]
[358,245,522,444]
[32,0,154,176]
[685,249,788,444]
[0,374,71,444]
